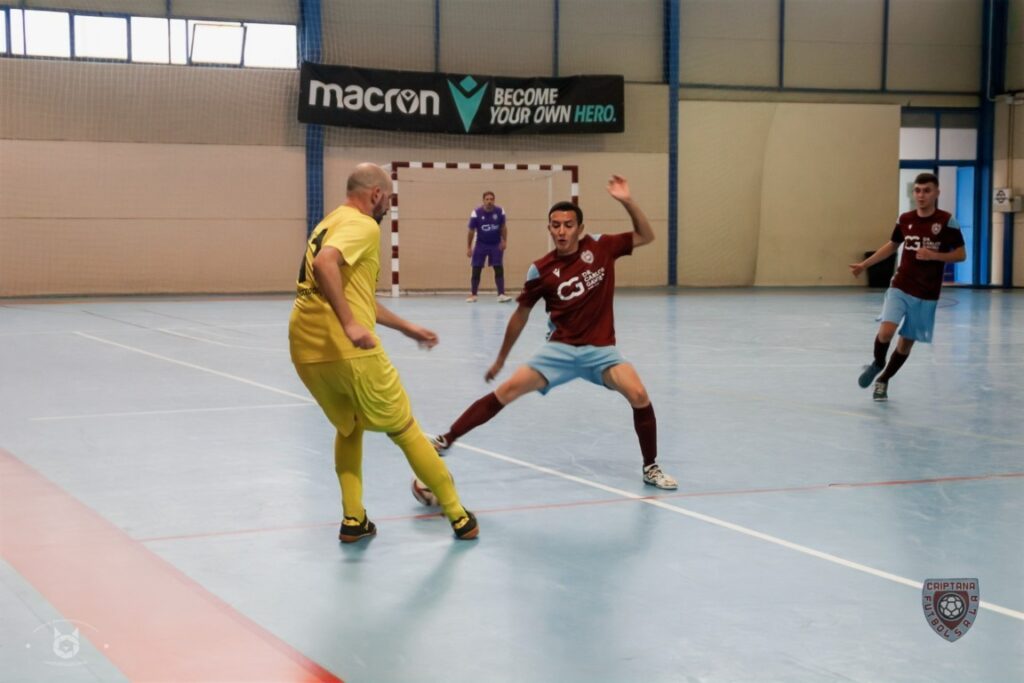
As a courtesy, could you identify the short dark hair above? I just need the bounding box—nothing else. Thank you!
[482,191,495,199]
[914,172,939,187]
[548,201,583,224]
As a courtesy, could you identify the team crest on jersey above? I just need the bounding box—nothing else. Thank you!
[580,250,594,264]
[922,578,979,642]
[931,223,942,235]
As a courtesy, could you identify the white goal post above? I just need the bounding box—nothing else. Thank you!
[384,161,579,297]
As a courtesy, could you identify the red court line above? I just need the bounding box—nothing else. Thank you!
[136,470,1024,544]
[0,448,342,683]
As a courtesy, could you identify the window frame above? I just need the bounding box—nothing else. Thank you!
[0,5,296,69]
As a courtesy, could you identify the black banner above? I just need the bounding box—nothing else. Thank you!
[298,63,624,135]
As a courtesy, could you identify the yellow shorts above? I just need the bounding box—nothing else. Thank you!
[294,352,413,436]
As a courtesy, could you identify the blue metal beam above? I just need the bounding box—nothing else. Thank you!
[665,0,680,286]
[777,0,785,88]
[299,0,323,236]
[881,0,889,90]
[552,0,559,77]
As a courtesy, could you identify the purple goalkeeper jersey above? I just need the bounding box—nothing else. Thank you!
[468,205,506,246]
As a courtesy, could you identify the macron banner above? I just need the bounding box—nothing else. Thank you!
[298,63,624,135]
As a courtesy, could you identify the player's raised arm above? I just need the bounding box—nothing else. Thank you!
[607,174,654,248]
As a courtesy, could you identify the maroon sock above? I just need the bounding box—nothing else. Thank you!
[633,404,657,467]
[445,392,505,443]
[873,336,890,367]
[878,350,909,383]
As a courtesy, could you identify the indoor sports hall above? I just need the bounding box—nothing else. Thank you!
[1,2,1022,682]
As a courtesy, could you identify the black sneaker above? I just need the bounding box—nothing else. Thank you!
[858,362,884,388]
[451,510,479,540]
[339,514,377,543]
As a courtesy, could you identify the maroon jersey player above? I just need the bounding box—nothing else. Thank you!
[432,175,678,490]
[850,172,966,400]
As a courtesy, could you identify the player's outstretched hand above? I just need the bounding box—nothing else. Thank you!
[343,321,377,349]
[406,324,439,349]
[485,360,504,382]
[606,174,631,202]
[849,262,866,277]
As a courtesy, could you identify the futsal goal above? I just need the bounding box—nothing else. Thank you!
[381,162,579,296]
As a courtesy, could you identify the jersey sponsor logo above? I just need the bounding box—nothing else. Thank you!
[922,578,979,642]
[555,267,606,301]
[905,235,942,252]
[581,249,594,264]
[557,276,586,301]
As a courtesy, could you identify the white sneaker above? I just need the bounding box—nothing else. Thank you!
[496,294,512,303]
[429,434,451,455]
[643,464,678,490]
[465,295,478,303]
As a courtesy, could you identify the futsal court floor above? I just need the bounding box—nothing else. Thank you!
[0,287,1021,683]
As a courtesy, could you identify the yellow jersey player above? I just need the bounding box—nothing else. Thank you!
[289,163,478,542]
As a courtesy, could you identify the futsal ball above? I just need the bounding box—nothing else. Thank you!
[938,593,966,620]
[411,478,440,507]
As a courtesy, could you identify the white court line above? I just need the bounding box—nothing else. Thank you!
[32,402,313,422]
[73,332,313,403]
[71,330,1024,620]
[455,441,1024,622]
[156,327,283,352]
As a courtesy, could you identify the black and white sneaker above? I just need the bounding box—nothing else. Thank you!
[873,381,888,402]
[643,464,678,490]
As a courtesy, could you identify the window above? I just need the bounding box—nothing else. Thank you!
[130,16,169,63]
[189,20,243,65]
[244,23,297,68]
[24,10,70,58]
[74,15,127,60]
[170,19,187,64]
[9,9,25,55]
[1,9,296,69]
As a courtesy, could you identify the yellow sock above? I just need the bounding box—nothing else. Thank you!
[335,423,365,521]
[390,420,466,521]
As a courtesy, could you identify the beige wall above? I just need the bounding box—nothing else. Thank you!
[680,0,981,97]
[993,102,1024,286]
[678,101,899,286]
[1010,0,1024,90]
[0,140,305,296]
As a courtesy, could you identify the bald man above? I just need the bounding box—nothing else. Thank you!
[289,163,479,542]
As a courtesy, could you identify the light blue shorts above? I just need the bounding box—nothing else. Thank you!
[881,287,937,343]
[526,342,625,395]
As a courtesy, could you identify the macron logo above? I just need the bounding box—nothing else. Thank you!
[447,76,488,133]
